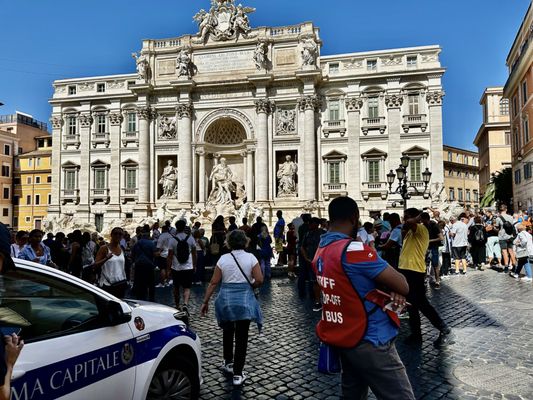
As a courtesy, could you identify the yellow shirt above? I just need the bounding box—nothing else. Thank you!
[399,223,429,273]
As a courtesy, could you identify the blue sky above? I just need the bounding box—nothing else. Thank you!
[0,0,529,150]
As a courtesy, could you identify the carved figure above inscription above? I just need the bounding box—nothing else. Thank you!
[176,49,195,79]
[276,108,296,135]
[159,116,177,140]
[253,41,269,70]
[132,52,150,82]
[300,38,318,68]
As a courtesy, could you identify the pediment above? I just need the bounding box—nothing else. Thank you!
[361,148,388,158]
[403,146,429,156]
[90,159,110,167]
[322,150,347,160]
[61,161,80,169]
[121,158,139,167]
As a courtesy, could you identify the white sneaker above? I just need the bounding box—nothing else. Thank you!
[521,277,532,282]
[233,373,247,386]
[168,280,173,285]
[155,283,164,288]
[220,361,233,374]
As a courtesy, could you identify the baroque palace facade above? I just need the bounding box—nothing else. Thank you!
[48,0,445,229]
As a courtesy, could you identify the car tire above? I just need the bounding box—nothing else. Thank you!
[147,358,199,400]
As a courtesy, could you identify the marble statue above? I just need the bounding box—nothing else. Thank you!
[277,155,298,196]
[208,158,234,204]
[176,49,194,79]
[43,215,97,234]
[158,116,177,140]
[132,52,150,82]
[159,160,178,198]
[277,109,296,134]
[193,0,255,42]
[233,5,252,36]
[253,41,268,70]
[301,38,318,67]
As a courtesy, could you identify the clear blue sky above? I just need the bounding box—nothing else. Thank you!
[0,0,530,150]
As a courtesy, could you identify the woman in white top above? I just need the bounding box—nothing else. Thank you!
[10,231,28,259]
[94,227,127,298]
[513,224,533,281]
[201,230,263,387]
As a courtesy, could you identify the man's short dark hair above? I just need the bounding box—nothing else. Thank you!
[389,213,401,224]
[420,212,430,221]
[242,217,248,225]
[175,219,186,232]
[310,217,321,226]
[328,196,359,223]
[459,213,468,220]
[404,208,421,219]
[277,210,283,217]
[229,216,236,223]
[302,214,312,223]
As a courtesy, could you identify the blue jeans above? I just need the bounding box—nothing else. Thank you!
[260,258,271,280]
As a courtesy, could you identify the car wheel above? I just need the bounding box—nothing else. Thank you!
[147,360,199,400]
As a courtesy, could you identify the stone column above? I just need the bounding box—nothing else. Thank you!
[246,148,255,202]
[385,94,404,171]
[49,115,63,215]
[254,99,271,202]
[108,112,123,206]
[137,107,153,205]
[196,149,206,204]
[177,103,194,204]
[298,95,320,201]
[345,97,363,200]
[427,91,445,186]
[78,112,93,212]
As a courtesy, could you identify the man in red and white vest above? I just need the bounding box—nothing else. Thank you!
[312,196,414,399]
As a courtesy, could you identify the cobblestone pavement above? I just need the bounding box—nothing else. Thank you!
[155,268,533,400]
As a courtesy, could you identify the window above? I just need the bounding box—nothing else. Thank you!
[328,99,341,121]
[94,169,106,189]
[125,213,133,219]
[96,115,106,134]
[525,163,532,180]
[1,165,9,177]
[466,190,471,202]
[515,169,522,184]
[2,208,8,217]
[26,177,31,184]
[127,81,135,88]
[465,171,470,179]
[35,195,40,205]
[329,162,341,184]
[127,113,137,132]
[95,214,104,233]
[448,152,452,162]
[407,93,419,115]
[48,194,51,204]
[28,158,32,167]
[410,158,421,181]
[0,268,100,341]
[474,190,479,202]
[524,119,530,143]
[513,96,518,116]
[35,176,41,184]
[456,154,461,163]
[126,169,137,189]
[13,178,20,185]
[367,59,377,71]
[500,98,509,115]
[449,188,455,201]
[406,56,417,68]
[25,216,31,223]
[329,63,339,75]
[38,139,45,148]
[97,83,106,93]
[47,175,52,183]
[13,196,19,205]
[15,159,19,169]
[464,156,469,165]
[26,195,31,205]
[457,171,462,178]
[458,188,463,202]
[68,85,76,95]
[448,170,453,176]
[368,97,379,119]
[522,81,528,105]
[368,160,380,183]
[36,158,41,167]
[3,188,9,200]
[505,131,511,146]
[514,128,520,152]
[65,170,76,190]
[4,145,10,156]
[67,116,77,135]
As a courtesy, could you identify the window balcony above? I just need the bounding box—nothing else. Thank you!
[92,132,110,148]
[323,120,346,136]
[63,134,80,150]
[121,188,138,204]
[362,181,388,200]
[361,117,386,135]
[61,189,79,205]
[90,188,110,204]
[402,114,428,133]
[322,182,347,200]
[122,131,139,147]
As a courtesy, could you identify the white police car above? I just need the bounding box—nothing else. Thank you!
[0,259,202,400]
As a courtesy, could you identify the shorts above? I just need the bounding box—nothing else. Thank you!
[452,246,467,260]
[156,256,167,270]
[171,269,193,289]
[275,238,284,253]
[499,239,514,250]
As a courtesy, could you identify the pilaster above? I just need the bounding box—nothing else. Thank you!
[108,109,123,209]
[298,95,321,201]
[177,102,194,204]
[345,97,363,201]
[385,93,403,171]
[427,91,445,186]
[254,99,272,202]
[49,114,63,215]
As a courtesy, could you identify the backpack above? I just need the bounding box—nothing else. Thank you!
[473,227,485,244]
[502,220,515,236]
[175,235,191,264]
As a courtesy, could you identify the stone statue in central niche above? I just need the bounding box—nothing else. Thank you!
[277,155,298,197]
[208,158,235,204]
[159,160,178,198]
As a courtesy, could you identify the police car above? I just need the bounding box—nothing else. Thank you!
[1,259,202,400]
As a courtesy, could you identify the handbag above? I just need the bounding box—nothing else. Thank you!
[318,342,341,374]
[210,243,220,256]
[230,252,260,299]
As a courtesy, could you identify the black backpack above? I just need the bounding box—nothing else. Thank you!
[502,220,515,236]
[473,227,485,244]
[175,235,191,264]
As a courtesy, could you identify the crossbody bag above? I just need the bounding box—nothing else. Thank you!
[230,252,260,299]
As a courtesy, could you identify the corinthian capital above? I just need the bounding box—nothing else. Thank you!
[298,95,322,112]
[78,114,93,128]
[384,94,403,109]
[345,97,363,112]
[50,116,64,129]
[109,112,123,126]
[176,103,194,119]
[137,107,155,121]
[254,98,272,114]
[426,90,445,106]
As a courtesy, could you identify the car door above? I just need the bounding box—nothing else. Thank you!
[1,266,136,400]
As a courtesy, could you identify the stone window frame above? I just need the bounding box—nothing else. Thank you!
[121,159,139,190]
[329,62,340,75]
[361,148,388,184]
[62,161,80,191]
[402,146,429,182]
[322,151,348,185]
[406,55,418,68]
[93,111,109,135]
[65,114,78,136]
[449,187,455,201]
[96,83,106,93]
[90,160,110,191]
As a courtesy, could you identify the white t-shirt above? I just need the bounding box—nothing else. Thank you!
[217,250,258,284]
[451,221,468,247]
[170,232,196,271]
[156,231,173,258]
[357,228,375,245]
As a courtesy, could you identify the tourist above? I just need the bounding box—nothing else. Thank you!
[228,216,238,232]
[200,230,263,387]
[192,221,202,233]
[18,230,56,268]
[67,230,83,278]
[239,218,251,237]
[132,226,158,301]
[485,218,502,269]
[379,213,402,269]
[94,227,128,298]
[10,230,28,259]
[250,216,267,251]
[156,224,173,287]
[421,212,443,288]
[211,215,227,259]
[51,232,69,271]
[257,226,273,280]
[286,223,298,279]
[439,220,452,277]
[168,220,197,315]
[80,232,96,283]
[43,232,54,248]
[357,222,375,248]
[273,210,286,267]
[312,196,414,399]
[151,221,161,243]
[399,208,453,347]
[495,205,517,273]
[512,224,533,281]
[468,216,488,271]
[299,217,325,310]
[450,213,469,275]
[193,229,206,285]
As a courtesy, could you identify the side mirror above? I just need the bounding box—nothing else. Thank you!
[103,300,131,327]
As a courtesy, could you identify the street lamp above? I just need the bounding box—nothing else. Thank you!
[387,156,432,210]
